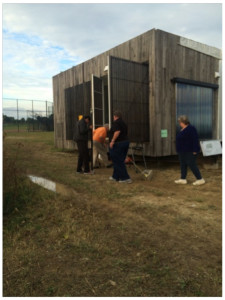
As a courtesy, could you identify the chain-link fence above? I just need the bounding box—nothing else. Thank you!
[3,98,54,132]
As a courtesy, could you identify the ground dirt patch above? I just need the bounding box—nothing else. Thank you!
[3,131,222,296]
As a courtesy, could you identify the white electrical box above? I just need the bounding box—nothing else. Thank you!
[200,140,222,157]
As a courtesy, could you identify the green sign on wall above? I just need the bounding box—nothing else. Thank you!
[161,129,168,138]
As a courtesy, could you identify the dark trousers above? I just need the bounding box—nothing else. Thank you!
[109,141,130,181]
[77,140,90,172]
[179,152,202,180]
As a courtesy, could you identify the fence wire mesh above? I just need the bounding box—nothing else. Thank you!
[3,98,54,132]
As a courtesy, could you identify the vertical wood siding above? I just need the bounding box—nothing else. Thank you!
[53,29,220,156]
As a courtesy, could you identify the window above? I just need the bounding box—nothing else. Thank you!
[176,83,214,139]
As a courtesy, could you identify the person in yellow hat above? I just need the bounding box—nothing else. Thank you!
[73,115,92,174]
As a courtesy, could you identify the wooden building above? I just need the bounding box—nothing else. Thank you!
[53,28,222,157]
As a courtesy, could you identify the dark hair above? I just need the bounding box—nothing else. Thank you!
[84,115,91,121]
[113,111,122,119]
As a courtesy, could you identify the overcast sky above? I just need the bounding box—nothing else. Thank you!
[3,3,222,101]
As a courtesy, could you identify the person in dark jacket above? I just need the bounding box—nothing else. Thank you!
[73,116,92,174]
[109,111,132,183]
[175,115,205,186]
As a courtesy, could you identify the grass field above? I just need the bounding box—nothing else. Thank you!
[3,130,222,296]
[3,123,28,132]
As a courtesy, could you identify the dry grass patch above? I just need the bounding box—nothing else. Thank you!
[3,131,222,296]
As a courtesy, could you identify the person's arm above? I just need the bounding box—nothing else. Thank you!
[110,131,120,148]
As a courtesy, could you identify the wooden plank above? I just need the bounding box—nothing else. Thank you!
[149,29,156,155]
[153,30,163,156]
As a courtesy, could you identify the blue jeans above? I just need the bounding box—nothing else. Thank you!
[109,141,130,181]
[179,152,202,180]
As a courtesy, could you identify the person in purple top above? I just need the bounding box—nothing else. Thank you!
[175,115,205,186]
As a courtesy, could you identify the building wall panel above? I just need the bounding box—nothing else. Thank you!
[53,28,220,156]
[153,30,220,156]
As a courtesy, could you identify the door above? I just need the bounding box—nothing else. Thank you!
[91,75,104,129]
[108,56,149,142]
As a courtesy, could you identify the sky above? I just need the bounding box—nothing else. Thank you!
[2,3,222,103]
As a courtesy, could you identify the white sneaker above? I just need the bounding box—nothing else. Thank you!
[109,176,117,181]
[175,179,187,185]
[119,179,133,184]
[193,179,205,186]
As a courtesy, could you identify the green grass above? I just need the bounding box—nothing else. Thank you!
[3,123,28,131]
[3,123,54,133]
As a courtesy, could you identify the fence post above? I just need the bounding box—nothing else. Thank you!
[32,100,34,131]
[26,110,29,132]
[17,99,19,132]
[46,100,48,131]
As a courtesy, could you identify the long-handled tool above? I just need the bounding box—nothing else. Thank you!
[131,159,153,180]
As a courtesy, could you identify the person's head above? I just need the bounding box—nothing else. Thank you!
[178,115,190,129]
[104,124,109,131]
[113,111,122,121]
[84,115,91,124]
